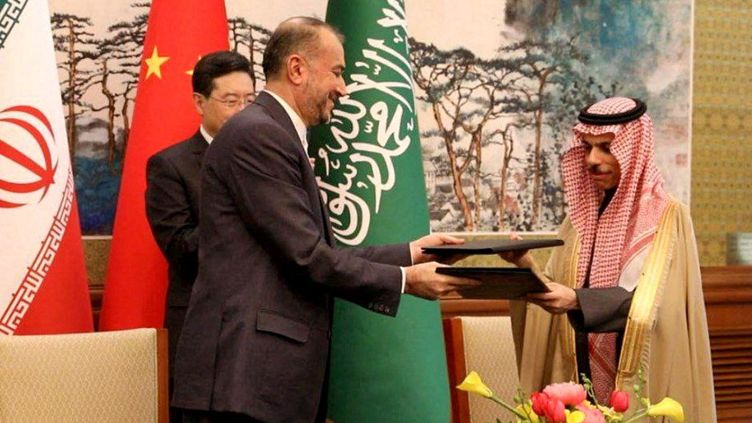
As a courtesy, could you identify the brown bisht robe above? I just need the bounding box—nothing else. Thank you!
[511,200,716,422]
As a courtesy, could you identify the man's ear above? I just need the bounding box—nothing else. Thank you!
[287,54,306,86]
[192,92,205,116]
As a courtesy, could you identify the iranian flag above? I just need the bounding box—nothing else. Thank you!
[311,0,451,421]
[0,0,93,334]
[98,0,228,330]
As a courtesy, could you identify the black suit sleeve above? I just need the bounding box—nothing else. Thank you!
[145,154,198,265]
[567,287,634,333]
[221,122,403,315]
[352,243,412,266]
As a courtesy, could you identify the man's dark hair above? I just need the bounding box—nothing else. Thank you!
[192,51,252,97]
[262,16,343,79]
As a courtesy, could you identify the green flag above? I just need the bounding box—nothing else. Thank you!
[310,1,450,422]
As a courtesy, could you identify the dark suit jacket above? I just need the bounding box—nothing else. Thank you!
[172,92,410,423]
[145,130,207,374]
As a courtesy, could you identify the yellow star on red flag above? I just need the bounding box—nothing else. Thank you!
[144,46,169,79]
[186,55,202,76]
[99,0,230,333]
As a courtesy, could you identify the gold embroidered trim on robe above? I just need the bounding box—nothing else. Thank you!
[616,200,679,385]
[561,235,580,376]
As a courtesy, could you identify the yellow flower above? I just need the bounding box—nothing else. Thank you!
[514,403,539,423]
[457,371,494,398]
[647,397,685,422]
[565,409,585,423]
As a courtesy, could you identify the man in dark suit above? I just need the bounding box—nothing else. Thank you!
[171,17,477,423]
[145,51,254,423]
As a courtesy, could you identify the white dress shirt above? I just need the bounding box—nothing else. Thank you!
[199,125,213,144]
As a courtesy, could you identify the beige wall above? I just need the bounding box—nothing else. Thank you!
[691,0,752,265]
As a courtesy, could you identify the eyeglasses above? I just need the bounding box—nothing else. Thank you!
[200,94,255,108]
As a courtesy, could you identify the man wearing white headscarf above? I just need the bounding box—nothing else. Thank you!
[501,97,715,420]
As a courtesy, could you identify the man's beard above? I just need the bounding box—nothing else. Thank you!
[313,94,334,125]
[298,77,322,125]
[303,83,335,126]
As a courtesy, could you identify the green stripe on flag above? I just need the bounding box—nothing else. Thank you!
[310,0,450,422]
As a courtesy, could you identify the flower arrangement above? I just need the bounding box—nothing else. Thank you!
[456,370,684,423]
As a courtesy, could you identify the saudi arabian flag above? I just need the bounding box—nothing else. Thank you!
[310,0,450,422]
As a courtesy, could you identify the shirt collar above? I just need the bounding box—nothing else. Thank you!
[199,125,213,144]
[263,89,308,152]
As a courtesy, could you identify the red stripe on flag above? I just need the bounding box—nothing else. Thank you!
[8,175,93,334]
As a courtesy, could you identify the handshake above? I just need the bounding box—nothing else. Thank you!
[402,234,480,300]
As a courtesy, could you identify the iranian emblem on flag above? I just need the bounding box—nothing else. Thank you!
[0,106,57,208]
[0,106,71,333]
[0,0,92,334]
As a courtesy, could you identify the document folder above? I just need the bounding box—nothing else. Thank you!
[422,239,563,255]
[437,267,550,299]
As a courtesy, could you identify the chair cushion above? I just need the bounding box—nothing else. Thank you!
[0,328,160,423]
[460,316,519,423]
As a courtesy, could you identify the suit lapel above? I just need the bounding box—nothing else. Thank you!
[189,130,209,168]
[254,92,303,150]
[255,92,335,246]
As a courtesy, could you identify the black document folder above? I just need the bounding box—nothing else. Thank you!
[436,267,550,299]
[422,239,563,255]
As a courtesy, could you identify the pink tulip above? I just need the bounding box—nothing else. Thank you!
[609,390,630,412]
[531,391,550,416]
[543,382,587,406]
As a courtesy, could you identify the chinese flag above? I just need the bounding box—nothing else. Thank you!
[0,0,93,335]
[99,0,229,330]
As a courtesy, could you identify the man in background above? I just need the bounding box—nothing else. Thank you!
[172,17,477,423]
[501,97,715,420]
[145,50,254,423]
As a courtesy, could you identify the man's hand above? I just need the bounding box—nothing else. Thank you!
[526,282,579,314]
[498,233,536,269]
[404,262,480,300]
[409,234,466,264]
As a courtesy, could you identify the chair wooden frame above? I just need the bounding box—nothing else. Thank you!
[443,318,472,423]
[155,328,169,423]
